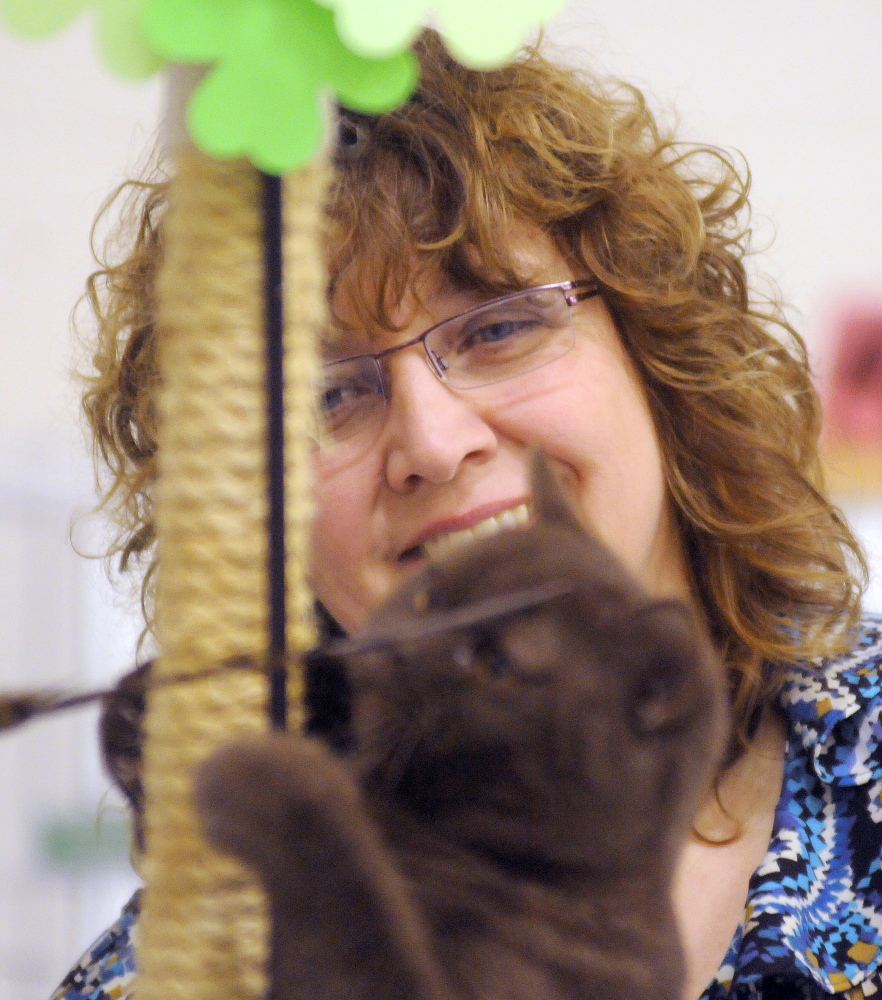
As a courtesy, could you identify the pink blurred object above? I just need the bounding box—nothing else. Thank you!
[823,298,882,445]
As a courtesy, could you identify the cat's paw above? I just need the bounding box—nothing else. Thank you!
[193,733,362,871]
[193,736,283,864]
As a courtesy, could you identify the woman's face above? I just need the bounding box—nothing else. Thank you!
[310,230,692,633]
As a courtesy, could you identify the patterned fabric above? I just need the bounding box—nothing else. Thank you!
[49,617,882,1000]
[704,614,882,999]
[49,890,139,1000]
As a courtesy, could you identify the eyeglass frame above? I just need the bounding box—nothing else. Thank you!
[322,278,601,396]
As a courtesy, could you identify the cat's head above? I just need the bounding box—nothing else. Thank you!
[305,452,728,878]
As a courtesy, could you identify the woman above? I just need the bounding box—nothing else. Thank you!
[59,29,880,1000]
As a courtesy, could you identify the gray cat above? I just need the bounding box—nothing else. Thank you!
[195,453,728,1000]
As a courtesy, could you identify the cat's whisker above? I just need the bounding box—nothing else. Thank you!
[321,580,573,662]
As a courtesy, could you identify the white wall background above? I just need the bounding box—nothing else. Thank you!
[0,18,161,1000]
[0,3,879,997]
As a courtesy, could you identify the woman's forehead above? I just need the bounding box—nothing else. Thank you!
[322,226,572,354]
[323,268,479,357]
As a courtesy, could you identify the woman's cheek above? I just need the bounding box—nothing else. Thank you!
[308,492,391,634]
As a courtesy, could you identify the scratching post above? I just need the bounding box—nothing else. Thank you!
[136,145,327,1000]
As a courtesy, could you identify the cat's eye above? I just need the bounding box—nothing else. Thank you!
[413,584,445,613]
[630,655,690,734]
[477,639,515,678]
[487,649,514,677]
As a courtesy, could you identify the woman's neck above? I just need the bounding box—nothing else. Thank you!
[673,706,787,1000]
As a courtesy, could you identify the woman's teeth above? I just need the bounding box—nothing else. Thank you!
[422,504,530,561]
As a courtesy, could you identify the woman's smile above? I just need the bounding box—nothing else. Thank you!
[398,500,532,563]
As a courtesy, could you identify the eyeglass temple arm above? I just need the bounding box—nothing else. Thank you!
[563,280,601,307]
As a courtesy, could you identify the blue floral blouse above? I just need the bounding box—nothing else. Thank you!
[703,614,882,999]
[49,889,139,1000]
[50,616,882,1000]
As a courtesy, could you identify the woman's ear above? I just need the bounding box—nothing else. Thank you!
[530,448,586,534]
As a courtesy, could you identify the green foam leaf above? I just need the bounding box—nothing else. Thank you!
[333,47,416,114]
[96,0,162,78]
[143,0,231,61]
[144,0,419,173]
[318,0,565,65]
[316,0,423,60]
[0,0,86,36]
[436,0,565,68]
[1,0,162,79]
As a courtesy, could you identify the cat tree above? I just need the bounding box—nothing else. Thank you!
[0,2,564,997]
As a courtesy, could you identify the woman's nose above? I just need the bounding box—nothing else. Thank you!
[382,354,497,493]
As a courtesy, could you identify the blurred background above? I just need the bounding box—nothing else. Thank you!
[0,2,880,997]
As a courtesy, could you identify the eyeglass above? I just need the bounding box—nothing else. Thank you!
[314,279,600,451]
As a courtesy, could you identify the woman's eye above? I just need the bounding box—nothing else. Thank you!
[318,382,356,413]
[463,318,540,349]
[316,379,376,429]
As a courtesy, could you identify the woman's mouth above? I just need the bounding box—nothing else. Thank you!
[399,503,531,563]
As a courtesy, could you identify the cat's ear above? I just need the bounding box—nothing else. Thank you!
[530,449,585,534]
[628,599,715,734]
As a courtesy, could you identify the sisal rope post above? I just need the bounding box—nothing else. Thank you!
[135,144,329,1000]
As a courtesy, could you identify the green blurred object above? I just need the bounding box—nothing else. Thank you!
[0,0,85,36]
[144,0,418,174]
[39,812,132,869]
[96,0,162,77]
[0,0,162,79]
[316,0,566,67]
[0,0,562,171]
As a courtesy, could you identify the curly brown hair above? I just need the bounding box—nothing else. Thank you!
[81,30,866,749]
[82,176,164,629]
